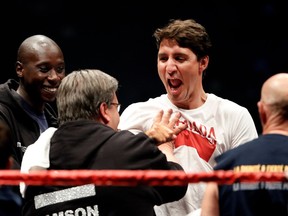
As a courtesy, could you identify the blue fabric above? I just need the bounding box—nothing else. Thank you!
[215,134,288,216]
[0,186,22,216]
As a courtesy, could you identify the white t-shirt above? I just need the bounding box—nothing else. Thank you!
[20,127,57,198]
[119,93,258,216]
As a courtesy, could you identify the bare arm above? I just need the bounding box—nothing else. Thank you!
[157,141,177,162]
[201,182,220,216]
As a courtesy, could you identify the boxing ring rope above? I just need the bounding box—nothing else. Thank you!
[0,170,287,186]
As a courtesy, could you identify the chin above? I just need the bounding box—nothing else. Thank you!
[43,97,56,103]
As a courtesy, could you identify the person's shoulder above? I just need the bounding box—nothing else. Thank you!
[0,79,11,92]
[208,93,249,112]
[0,79,17,88]
[216,138,256,162]
[123,94,168,112]
[0,79,18,103]
[208,93,243,106]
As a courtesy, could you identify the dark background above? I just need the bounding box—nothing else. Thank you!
[4,1,288,133]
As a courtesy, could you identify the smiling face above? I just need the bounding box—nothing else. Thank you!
[157,39,208,109]
[16,39,65,108]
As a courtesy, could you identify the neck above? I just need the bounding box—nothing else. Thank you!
[263,123,288,136]
[265,130,288,136]
[16,88,45,113]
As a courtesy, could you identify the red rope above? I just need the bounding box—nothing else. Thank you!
[0,170,287,186]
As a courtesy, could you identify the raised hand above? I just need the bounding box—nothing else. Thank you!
[145,109,187,144]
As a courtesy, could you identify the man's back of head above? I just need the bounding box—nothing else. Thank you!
[258,72,288,134]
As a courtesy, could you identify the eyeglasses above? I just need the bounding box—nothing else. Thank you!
[110,102,121,112]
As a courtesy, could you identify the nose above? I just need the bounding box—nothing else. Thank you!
[47,69,61,80]
[166,58,177,74]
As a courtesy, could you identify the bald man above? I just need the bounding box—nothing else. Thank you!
[201,73,288,216]
[0,35,65,169]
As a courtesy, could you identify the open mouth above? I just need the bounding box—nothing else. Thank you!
[43,87,57,94]
[168,79,182,90]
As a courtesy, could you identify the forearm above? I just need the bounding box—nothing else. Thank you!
[157,141,178,163]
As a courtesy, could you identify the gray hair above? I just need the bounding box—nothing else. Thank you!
[57,69,118,125]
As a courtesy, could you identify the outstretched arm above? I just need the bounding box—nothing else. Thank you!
[145,109,187,143]
[144,109,186,162]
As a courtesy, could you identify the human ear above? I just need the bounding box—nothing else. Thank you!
[16,61,24,78]
[257,101,266,126]
[98,103,110,124]
[199,56,209,72]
